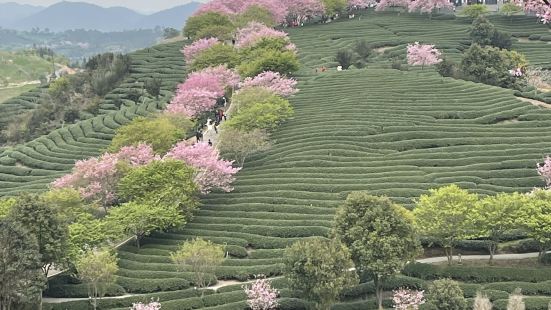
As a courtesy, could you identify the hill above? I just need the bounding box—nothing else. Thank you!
[8,1,201,31]
[0,50,55,85]
[38,12,551,309]
[0,2,43,28]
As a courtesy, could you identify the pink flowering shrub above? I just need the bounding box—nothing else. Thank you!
[235,22,289,48]
[408,0,453,13]
[240,71,298,97]
[283,0,325,24]
[52,144,157,207]
[243,277,279,310]
[509,67,524,77]
[406,42,442,68]
[393,288,426,310]
[130,300,161,310]
[166,66,240,118]
[167,89,219,118]
[348,0,377,10]
[183,38,220,64]
[376,0,410,11]
[194,0,288,24]
[538,6,551,24]
[537,156,551,187]
[165,141,240,193]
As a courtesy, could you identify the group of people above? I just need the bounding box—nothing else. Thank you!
[195,104,228,147]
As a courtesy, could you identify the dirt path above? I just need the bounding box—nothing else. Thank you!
[43,251,546,304]
[517,96,551,109]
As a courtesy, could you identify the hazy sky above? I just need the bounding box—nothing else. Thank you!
[4,0,208,13]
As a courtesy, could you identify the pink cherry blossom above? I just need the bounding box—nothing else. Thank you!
[193,0,288,24]
[243,277,279,310]
[393,288,426,310]
[194,0,240,16]
[376,0,409,11]
[240,71,298,97]
[200,65,241,89]
[183,38,220,64]
[408,0,453,13]
[243,0,289,24]
[347,0,377,10]
[51,144,158,207]
[406,42,442,68]
[167,88,219,118]
[165,141,241,194]
[235,22,289,48]
[282,0,325,24]
[538,5,551,23]
[537,156,551,187]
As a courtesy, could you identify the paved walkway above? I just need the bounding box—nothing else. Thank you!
[43,251,544,304]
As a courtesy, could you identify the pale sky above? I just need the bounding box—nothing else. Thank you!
[3,0,209,13]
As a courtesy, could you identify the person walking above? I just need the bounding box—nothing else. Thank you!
[208,139,213,147]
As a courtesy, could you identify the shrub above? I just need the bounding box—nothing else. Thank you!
[183,12,235,40]
[336,49,354,69]
[461,4,489,19]
[190,44,240,72]
[224,94,293,132]
[427,279,467,310]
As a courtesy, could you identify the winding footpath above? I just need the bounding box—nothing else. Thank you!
[43,251,545,304]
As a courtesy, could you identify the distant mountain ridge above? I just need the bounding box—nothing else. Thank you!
[0,2,44,27]
[0,1,201,32]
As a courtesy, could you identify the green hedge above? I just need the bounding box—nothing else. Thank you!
[403,263,551,283]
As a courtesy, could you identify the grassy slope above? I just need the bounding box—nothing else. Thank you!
[0,42,187,196]
[0,84,37,103]
[45,13,551,309]
[0,50,54,84]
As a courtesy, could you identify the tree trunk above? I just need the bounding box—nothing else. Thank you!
[445,246,453,265]
[374,275,384,310]
[136,235,141,249]
[488,241,497,265]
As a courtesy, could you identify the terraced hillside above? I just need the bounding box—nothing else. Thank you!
[0,42,187,196]
[44,14,551,310]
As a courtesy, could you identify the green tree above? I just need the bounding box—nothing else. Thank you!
[238,49,300,77]
[108,115,192,154]
[48,76,71,103]
[336,49,354,69]
[217,128,272,167]
[163,27,180,39]
[170,238,225,289]
[118,160,199,216]
[144,77,162,98]
[469,192,527,264]
[41,188,95,224]
[322,0,347,16]
[461,4,489,19]
[460,44,526,89]
[233,5,277,27]
[333,192,422,310]
[0,197,15,218]
[0,218,44,310]
[224,95,294,132]
[9,194,68,277]
[469,16,512,49]
[75,250,118,310]
[67,215,111,263]
[284,237,358,310]
[521,189,551,262]
[190,44,241,72]
[500,3,522,18]
[427,279,467,310]
[228,87,276,114]
[183,12,235,40]
[106,202,185,248]
[413,185,478,265]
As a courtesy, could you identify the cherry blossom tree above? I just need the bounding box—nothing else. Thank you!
[240,71,298,97]
[538,5,551,23]
[347,0,377,11]
[166,66,240,118]
[537,156,551,187]
[408,0,454,14]
[243,276,280,310]
[165,141,241,193]
[167,88,219,118]
[183,38,220,64]
[235,22,290,48]
[51,144,157,207]
[393,289,426,310]
[130,300,162,310]
[376,0,410,11]
[194,0,288,24]
[282,0,326,25]
[406,42,442,69]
